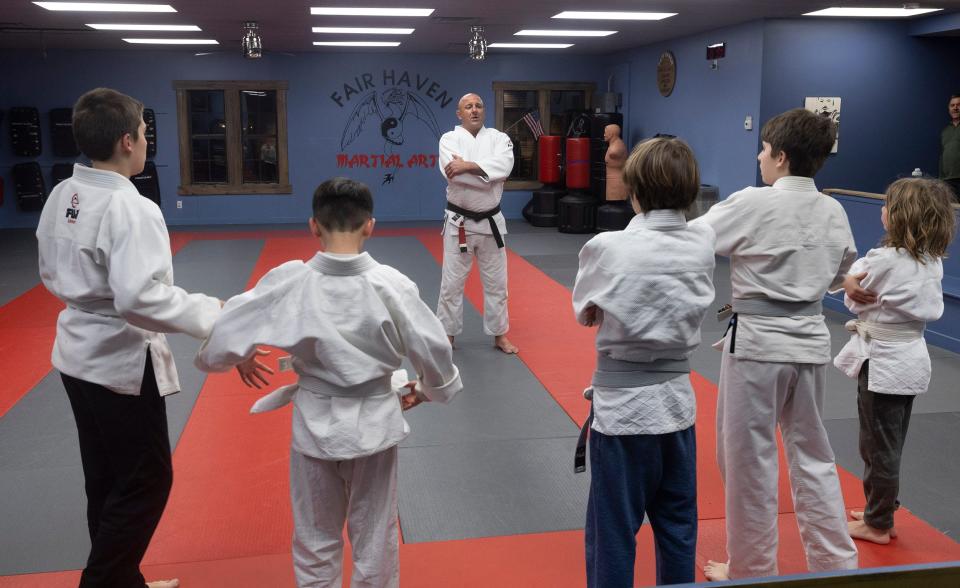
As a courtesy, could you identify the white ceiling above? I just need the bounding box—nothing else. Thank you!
[2,0,959,54]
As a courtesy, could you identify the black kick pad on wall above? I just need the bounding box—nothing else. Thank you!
[143,108,157,158]
[131,161,161,207]
[10,107,42,157]
[13,162,46,211]
[52,163,74,187]
[50,108,80,157]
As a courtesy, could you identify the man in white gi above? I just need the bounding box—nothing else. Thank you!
[694,109,859,580]
[196,177,462,588]
[36,88,245,588]
[437,93,518,354]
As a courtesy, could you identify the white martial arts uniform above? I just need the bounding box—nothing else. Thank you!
[834,248,944,395]
[437,125,514,336]
[693,176,859,578]
[572,210,716,435]
[37,163,221,396]
[195,251,462,588]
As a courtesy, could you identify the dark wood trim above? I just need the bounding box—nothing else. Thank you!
[175,89,191,189]
[276,88,290,187]
[494,81,596,184]
[173,80,292,196]
[177,183,293,196]
[504,180,543,191]
[173,80,289,91]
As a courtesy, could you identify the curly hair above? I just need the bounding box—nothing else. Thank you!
[882,178,957,263]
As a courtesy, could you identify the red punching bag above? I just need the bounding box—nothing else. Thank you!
[538,135,562,185]
[566,138,590,189]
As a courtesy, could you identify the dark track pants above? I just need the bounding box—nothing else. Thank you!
[857,360,914,531]
[61,350,174,588]
[585,426,697,587]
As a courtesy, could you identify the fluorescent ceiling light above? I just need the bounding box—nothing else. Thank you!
[313,41,401,46]
[123,38,218,44]
[310,7,434,17]
[515,29,616,37]
[312,27,414,34]
[708,43,724,48]
[553,11,676,21]
[88,23,200,31]
[488,43,573,49]
[804,7,942,17]
[34,2,176,12]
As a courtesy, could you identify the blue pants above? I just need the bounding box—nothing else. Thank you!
[585,426,697,587]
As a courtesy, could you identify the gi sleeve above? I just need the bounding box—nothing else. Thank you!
[690,190,750,256]
[391,280,462,403]
[101,194,220,339]
[194,265,293,372]
[438,131,459,181]
[473,131,514,183]
[571,237,609,325]
[828,207,859,293]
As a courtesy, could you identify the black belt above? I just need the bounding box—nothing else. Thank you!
[445,202,504,249]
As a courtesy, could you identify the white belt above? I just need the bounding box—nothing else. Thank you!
[844,319,924,343]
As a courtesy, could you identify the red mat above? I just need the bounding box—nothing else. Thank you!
[0,286,62,418]
[4,228,960,588]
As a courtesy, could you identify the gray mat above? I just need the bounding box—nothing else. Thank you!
[0,228,41,305]
[0,238,264,575]
[365,236,587,540]
[825,412,960,538]
[398,436,590,543]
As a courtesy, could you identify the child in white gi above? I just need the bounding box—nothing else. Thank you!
[195,177,462,588]
[36,88,231,588]
[834,178,957,544]
[696,108,860,580]
[573,138,716,586]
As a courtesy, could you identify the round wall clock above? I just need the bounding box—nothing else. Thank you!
[657,51,676,97]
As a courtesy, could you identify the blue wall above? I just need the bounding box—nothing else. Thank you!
[608,21,765,200]
[759,19,960,194]
[0,49,605,228]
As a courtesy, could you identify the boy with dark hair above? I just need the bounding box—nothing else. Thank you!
[573,137,716,586]
[36,87,231,588]
[196,177,462,588]
[695,108,859,580]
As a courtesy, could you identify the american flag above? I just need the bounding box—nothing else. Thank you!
[521,110,544,140]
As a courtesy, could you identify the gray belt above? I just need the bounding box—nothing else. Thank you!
[591,354,691,388]
[732,297,822,317]
[723,297,822,354]
[575,355,691,473]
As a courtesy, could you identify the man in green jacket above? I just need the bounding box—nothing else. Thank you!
[940,93,960,202]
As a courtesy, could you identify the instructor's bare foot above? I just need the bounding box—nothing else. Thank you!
[146,580,180,588]
[703,560,729,581]
[849,510,896,539]
[494,335,518,354]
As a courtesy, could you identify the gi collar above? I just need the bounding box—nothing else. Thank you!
[626,208,687,231]
[772,176,818,192]
[71,163,138,191]
[307,252,378,276]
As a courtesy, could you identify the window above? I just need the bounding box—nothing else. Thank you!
[493,81,595,190]
[174,80,291,195]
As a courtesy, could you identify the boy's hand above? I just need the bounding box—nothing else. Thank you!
[237,348,274,388]
[582,305,602,327]
[843,272,877,305]
[400,381,425,411]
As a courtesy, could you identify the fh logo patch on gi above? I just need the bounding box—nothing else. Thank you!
[65,193,80,223]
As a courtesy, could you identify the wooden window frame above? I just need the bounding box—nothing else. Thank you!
[493,81,595,191]
[174,80,292,195]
